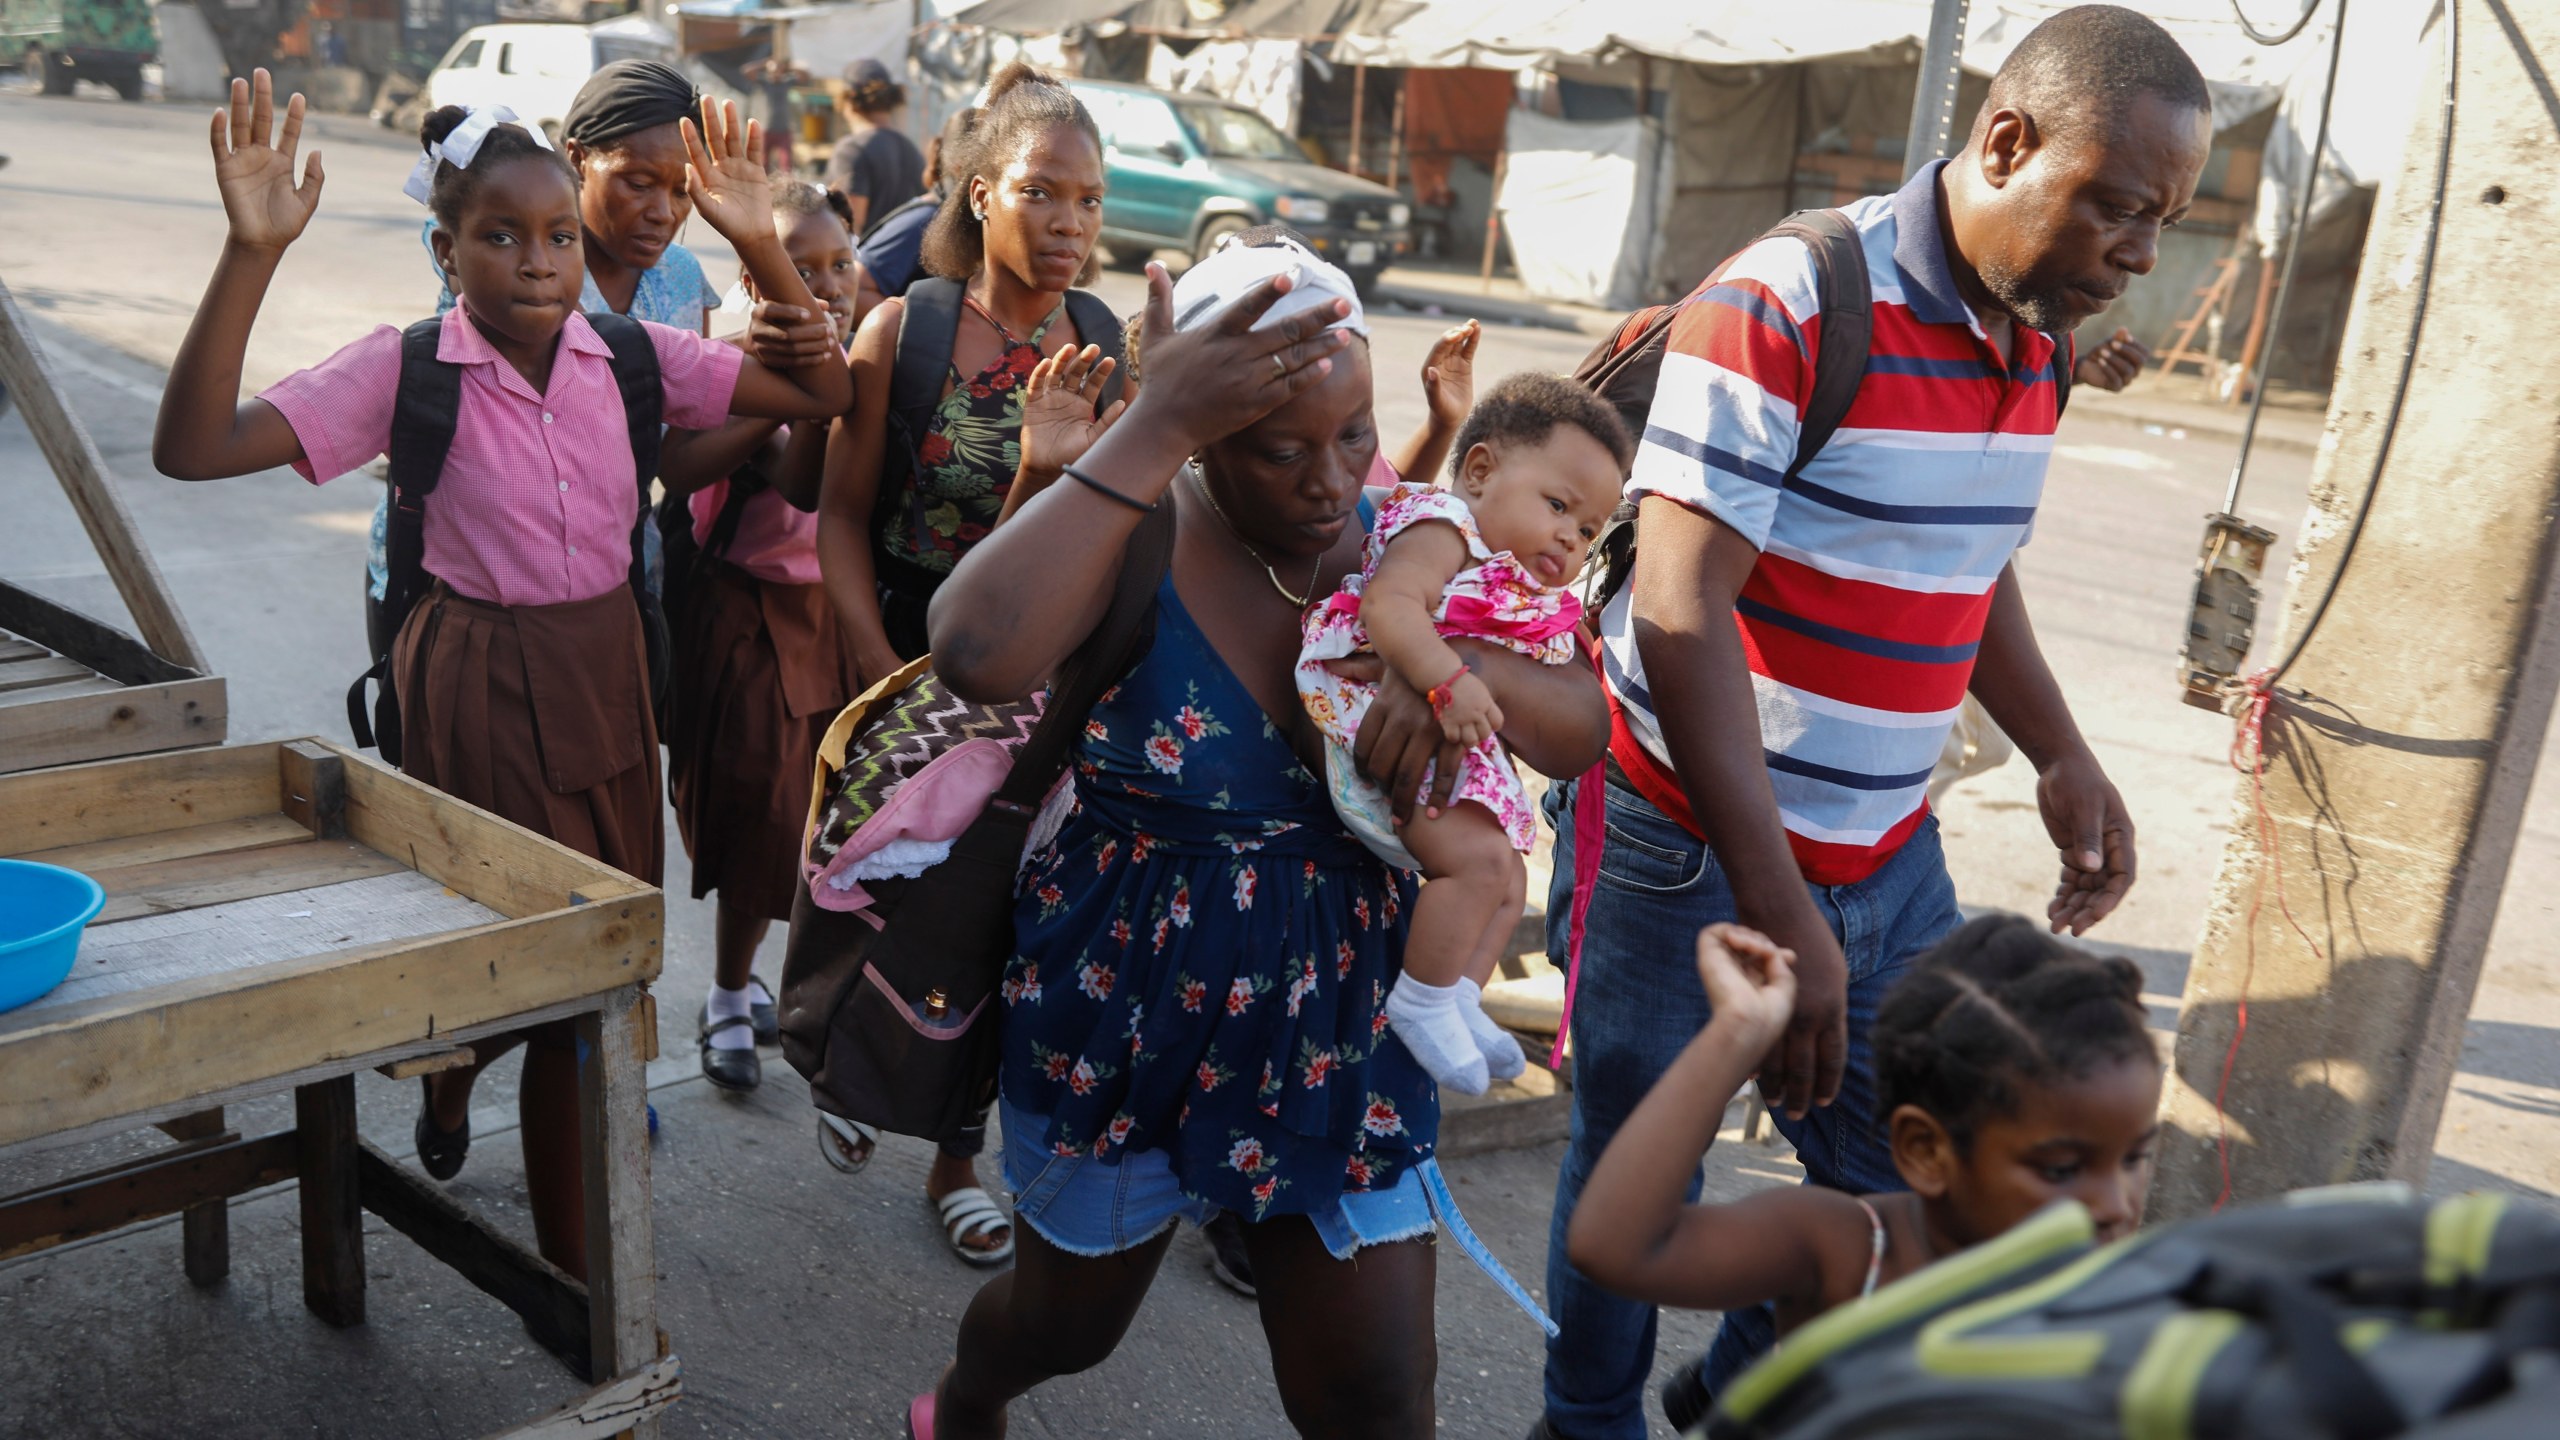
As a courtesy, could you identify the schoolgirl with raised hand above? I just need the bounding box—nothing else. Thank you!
[153,72,851,1280]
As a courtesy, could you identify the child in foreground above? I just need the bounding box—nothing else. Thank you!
[1568,914,2160,1421]
[1296,373,1632,1094]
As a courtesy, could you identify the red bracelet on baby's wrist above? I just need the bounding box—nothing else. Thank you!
[1426,661,1471,718]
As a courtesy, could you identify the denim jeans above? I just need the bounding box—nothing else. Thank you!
[1537,776,1963,1439]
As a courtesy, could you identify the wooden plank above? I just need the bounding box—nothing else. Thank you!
[0,1130,295,1261]
[376,1045,476,1081]
[0,897,660,1148]
[0,277,208,671]
[162,1108,231,1287]
[356,1139,592,1378]
[481,1356,682,1440]
[16,813,315,874]
[580,988,656,1395]
[0,675,227,775]
[0,583,197,688]
[295,1076,364,1327]
[0,656,97,694]
[278,740,347,839]
[0,728,265,854]
[0,636,47,664]
[339,744,646,919]
[0,674,129,707]
[86,837,405,925]
[40,871,502,1012]
[0,996,598,1166]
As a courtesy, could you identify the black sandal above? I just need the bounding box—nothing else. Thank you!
[699,1015,761,1092]
[414,1076,469,1181]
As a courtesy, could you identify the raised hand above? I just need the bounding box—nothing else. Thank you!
[1422,319,1479,431]
[210,69,324,253]
[1695,923,1796,1053]
[680,97,776,248]
[1019,344,1128,481]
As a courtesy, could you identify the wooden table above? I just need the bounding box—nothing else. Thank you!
[0,739,677,1438]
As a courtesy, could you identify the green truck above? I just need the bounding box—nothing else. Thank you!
[6,0,154,100]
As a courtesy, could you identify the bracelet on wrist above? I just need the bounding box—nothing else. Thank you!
[1059,464,1157,513]
[1426,660,1472,718]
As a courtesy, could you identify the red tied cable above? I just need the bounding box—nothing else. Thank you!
[2213,669,2326,1212]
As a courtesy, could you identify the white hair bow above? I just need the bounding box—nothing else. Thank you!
[402,105,555,206]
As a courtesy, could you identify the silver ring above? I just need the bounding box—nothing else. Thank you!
[1270,352,1288,382]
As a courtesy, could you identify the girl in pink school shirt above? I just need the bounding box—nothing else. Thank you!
[152,74,851,1281]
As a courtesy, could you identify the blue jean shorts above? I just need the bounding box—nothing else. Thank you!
[998,1093,1435,1261]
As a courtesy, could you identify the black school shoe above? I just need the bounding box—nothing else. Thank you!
[1202,1211,1257,1297]
[698,1015,762,1092]
[414,1076,469,1181]
[1661,1349,1714,1434]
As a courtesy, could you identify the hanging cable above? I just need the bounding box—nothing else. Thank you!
[2231,0,2325,46]
[2221,0,2347,516]
[2263,0,2457,689]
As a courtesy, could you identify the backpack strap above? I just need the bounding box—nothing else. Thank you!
[883,277,967,505]
[1762,208,1873,482]
[348,317,463,759]
[2051,330,2075,417]
[584,312,664,523]
[1060,288,1128,414]
[992,504,1177,813]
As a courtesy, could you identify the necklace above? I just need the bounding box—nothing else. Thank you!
[1189,467,1322,608]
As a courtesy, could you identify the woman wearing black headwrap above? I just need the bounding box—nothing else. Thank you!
[560,59,722,325]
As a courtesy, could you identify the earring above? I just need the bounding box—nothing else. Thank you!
[972,206,986,221]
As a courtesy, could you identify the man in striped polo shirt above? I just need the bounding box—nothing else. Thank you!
[1537,9,2213,1436]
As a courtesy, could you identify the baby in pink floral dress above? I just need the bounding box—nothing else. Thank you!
[1296,374,1632,1094]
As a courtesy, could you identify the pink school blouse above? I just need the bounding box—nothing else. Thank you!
[262,307,744,608]
[687,449,822,587]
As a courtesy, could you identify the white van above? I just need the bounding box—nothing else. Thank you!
[422,17,679,143]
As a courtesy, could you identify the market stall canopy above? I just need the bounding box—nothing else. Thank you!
[959,0,1392,39]
[1333,0,1930,71]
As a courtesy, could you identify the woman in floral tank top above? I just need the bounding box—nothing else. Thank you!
[903,236,1607,1437]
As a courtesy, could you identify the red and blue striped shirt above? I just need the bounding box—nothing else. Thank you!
[1599,161,2069,885]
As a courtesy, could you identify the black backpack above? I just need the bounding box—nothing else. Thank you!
[1703,1185,2560,1440]
[876,278,1127,537]
[1577,209,2072,612]
[347,312,667,768]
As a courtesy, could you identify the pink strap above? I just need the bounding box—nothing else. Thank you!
[1549,762,1608,1070]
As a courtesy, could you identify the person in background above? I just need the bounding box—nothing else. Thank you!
[659,180,862,1096]
[811,61,1120,1267]
[826,56,924,235]
[858,106,979,306]
[1534,8,2208,1435]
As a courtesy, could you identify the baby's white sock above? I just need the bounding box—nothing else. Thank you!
[706,982,756,1051]
[1385,975,1490,1095]
[1457,977,1528,1083]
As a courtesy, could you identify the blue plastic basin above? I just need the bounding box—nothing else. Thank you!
[0,859,106,1014]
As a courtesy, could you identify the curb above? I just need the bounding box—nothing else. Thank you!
[1370,280,1614,338]
[2066,400,2323,457]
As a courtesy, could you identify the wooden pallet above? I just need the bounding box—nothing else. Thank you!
[0,272,226,773]
[0,739,674,1438]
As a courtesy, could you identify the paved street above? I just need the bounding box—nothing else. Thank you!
[3,84,2555,1437]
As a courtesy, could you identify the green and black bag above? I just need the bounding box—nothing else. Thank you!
[1704,1185,2560,1440]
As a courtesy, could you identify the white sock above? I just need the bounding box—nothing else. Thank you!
[1385,975,1490,1095]
[1457,977,1527,1083]
[706,982,756,1051]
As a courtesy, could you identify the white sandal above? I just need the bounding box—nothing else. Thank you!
[933,1186,1015,1267]
[817,1113,878,1175]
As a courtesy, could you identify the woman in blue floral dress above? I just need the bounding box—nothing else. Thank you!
[910,239,1608,1438]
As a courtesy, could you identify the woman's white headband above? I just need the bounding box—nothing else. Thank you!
[402,105,555,206]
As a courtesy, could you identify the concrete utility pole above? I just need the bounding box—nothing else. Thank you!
[2152,0,2560,1219]
[1903,0,1973,181]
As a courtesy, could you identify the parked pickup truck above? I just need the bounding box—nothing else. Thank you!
[6,0,154,101]
[1068,79,1411,298]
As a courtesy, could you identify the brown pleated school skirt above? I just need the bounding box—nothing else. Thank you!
[391,580,664,887]
[666,562,860,920]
